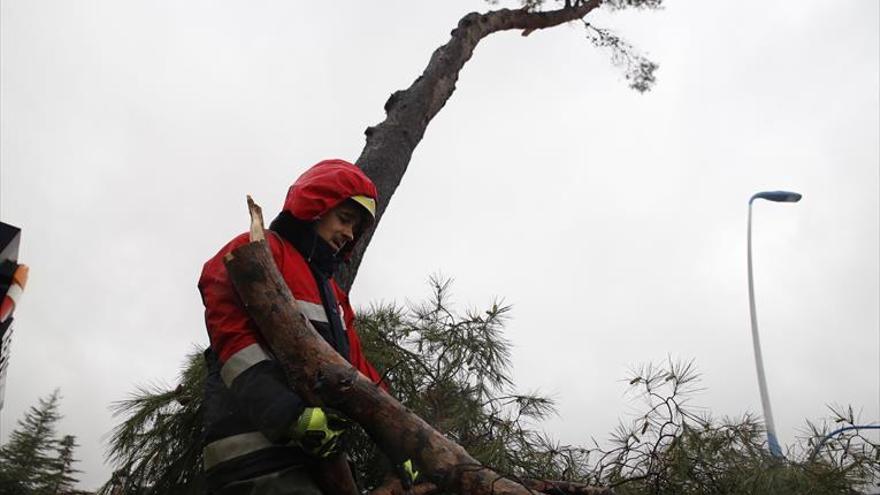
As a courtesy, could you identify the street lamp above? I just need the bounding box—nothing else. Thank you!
[747,190,802,458]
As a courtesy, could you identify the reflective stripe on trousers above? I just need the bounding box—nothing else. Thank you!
[215,463,323,495]
[204,432,274,471]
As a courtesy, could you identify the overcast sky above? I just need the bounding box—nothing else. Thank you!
[1,0,878,490]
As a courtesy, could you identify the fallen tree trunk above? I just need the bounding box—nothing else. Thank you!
[521,479,614,495]
[369,478,438,495]
[371,478,614,495]
[228,197,360,495]
[224,197,613,494]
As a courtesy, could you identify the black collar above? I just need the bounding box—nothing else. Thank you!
[269,211,340,278]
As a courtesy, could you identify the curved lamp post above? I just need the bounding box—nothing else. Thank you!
[748,190,802,458]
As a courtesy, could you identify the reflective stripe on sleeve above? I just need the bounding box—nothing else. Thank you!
[296,300,327,323]
[220,343,271,387]
[203,431,273,471]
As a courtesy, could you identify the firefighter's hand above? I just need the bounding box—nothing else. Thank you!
[395,459,419,489]
[291,407,351,458]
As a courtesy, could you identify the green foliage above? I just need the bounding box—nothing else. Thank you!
[353,282,878,493]
[603,0,663,10]
[488,0,664,11]
[350,276,564,490]
[586,358,880,494]
[582,22,658,93]
[801,405,880,493]
[103,279,878,494]
[483,0,661,92]
[100,348,206,495]
[47,435,81,494]
[0,390,81,494]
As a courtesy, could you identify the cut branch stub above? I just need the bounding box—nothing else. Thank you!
[246,194,265,242]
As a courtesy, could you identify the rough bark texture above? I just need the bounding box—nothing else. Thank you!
[370,478,614,495]
[228,198,359,495]
[369,478,439,495]
[224,239,608,495]
[337,2,600,291]
[522,479,615,495]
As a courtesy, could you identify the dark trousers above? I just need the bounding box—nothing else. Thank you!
[216,465,323,495]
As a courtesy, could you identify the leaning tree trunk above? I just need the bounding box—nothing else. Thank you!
[224,198,612,495]
[338,2,601,291]
[370,477,614,495]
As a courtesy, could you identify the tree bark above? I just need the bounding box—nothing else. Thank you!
[369,477,439,495]
[522,479,615,495]
[223,215,610,494]
[369,478,614,495]
[338,2,601,291]
[231,198,360,495]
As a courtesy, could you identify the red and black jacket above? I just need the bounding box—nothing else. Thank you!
[198,160,382,490]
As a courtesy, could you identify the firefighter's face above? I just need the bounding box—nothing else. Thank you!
[316,201,364,253]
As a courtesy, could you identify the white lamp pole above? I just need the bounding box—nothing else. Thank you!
[747,190,802,458]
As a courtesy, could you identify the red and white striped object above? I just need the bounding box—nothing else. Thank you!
[0,264,28,323]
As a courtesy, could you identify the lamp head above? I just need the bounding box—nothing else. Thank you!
[750,191,802,204]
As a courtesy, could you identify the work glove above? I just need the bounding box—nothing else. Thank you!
[395,459,419,489]
[291,407,351,458]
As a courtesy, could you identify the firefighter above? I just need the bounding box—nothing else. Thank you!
[198,159,405,493]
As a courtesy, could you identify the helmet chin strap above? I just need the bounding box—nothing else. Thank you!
[306,227,319,263]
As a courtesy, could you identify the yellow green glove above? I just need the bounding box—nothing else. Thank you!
[395,459,419,488]
[291,407,351,458]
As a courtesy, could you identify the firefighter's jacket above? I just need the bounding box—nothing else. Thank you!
[198,160,383,491]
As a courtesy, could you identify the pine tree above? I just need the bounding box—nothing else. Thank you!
[47,434,81,494]
[101,348,207,494]
[348,277,563,490]
[103,279,879,494]
[0,390,61,493]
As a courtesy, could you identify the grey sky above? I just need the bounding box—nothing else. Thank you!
[1,0,878,490]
